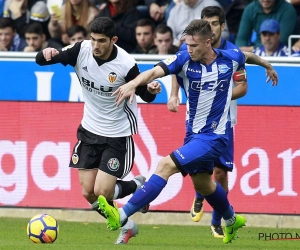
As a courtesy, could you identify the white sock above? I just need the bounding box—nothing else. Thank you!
[113,185,120,200]
[119,208,128,224]
[122,219,134,229]
[91,200,98,210]
[225,214,236,226]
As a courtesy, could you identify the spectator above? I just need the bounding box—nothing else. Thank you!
[23,22,62,51]
[149,23,178,54]
[225,0,253,43]
[98,0,140,53]
[48,0,99,45]
[167,0,229,47]
[66,24,87,45]
[145,0,174,24]
[0,17,27,51]
[235,0,297,52]
[253,19,290,56]
[3,0,50,39]
[131,18,156,53]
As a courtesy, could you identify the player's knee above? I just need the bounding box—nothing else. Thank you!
[155,156,178,179]
[214,168,228,190]
[81,188,95,202]
[94,187,114,200]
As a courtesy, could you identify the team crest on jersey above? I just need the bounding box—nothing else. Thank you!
[163,55,177,65]
[72,153,79,164]
[62,43,75,51]
[107,158,120,171]
[218,64,230,74]
[108,72,117,83]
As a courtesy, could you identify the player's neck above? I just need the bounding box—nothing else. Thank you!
[199,49,217,65]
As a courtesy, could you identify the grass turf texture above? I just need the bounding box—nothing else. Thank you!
[1,217,300,250]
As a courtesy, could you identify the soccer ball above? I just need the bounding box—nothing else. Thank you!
[27,214,59,243]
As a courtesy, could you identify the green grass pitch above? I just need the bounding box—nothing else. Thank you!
[1,217,300,250]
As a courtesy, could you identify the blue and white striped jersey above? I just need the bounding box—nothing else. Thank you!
[159,48,245,135]
[179,38,240,127]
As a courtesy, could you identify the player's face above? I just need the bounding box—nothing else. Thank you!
[154,32,173,54]
[185,34,210,61]
[25,33,45,51]
[135,26,154,49]
[0,27,15,49]
[203,16,224,47]
[69,32,85,45]
[261,31,280,52]
[90,33,117,60]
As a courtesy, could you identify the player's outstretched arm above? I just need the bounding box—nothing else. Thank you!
[167,75,180,113]
[36,48,59,65]
[243,52,278,86]
[113,66,165,106]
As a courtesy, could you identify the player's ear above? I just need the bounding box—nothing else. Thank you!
[111,36,118,44]
[221,23,225,32]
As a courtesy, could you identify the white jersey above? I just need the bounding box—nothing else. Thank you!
[36,41,149,137]
[75,42,138,137]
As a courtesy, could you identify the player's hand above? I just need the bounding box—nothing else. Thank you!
[167,95,180,113]
[42,48,59,61]
[147,81,161,94]
[265,67,278,86]
[112,81,136,106]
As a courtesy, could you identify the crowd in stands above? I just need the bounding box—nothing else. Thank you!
[0,0,300,56]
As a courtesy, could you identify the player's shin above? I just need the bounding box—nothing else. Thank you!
[123,174,167,217]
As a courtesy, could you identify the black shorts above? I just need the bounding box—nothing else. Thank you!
[69,124,135,178]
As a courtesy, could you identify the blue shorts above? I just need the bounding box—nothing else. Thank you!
[215,122,234,171]
[170,133,228,176]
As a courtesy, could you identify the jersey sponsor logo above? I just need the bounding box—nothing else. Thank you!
[62,43,75,51]
[107,158,120,171]
[72,153,79,164]
[187,68,201,73]
[81,77,113,93]
[163,55,177,65]
[108,72,117,83]
[218,64,230,74]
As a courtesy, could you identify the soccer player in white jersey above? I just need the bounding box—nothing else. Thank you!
[167,6,248,238]
[35,17,161,245]
[97,19,278,244]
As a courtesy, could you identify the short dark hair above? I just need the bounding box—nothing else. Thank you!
[90,17,116,39]
[24,22,44,35]
[136,18,155,33]
[0,17,16,31]
[182,19,212,40]
[154,24,173,38]
[67,25,87,38]
[201,6,226,25]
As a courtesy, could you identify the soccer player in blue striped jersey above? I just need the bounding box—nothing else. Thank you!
[167,6,248,238]
[98,19,278,244]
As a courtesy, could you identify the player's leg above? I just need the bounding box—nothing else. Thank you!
[210,124,234,238]
[98,154,180,229]
[95,135,146,244]
[191,172,246,244]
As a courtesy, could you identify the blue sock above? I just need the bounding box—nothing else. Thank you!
[211,191,228,225]
[123,174,167,217]
[203,183,234,220]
